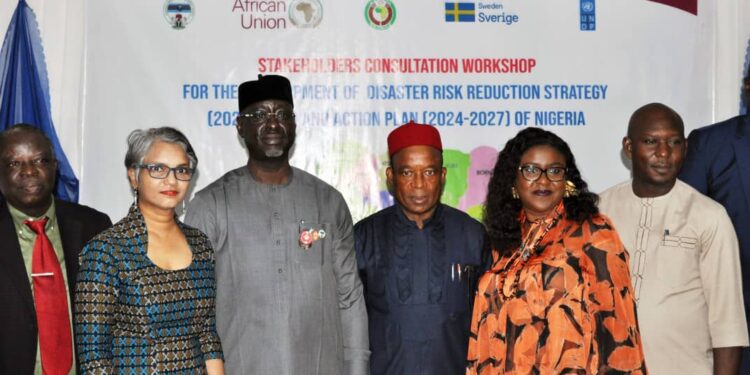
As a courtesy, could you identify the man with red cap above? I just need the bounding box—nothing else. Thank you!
[187,75,369,375]
[354,121,489,375]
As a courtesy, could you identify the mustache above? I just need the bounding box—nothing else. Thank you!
[256,122,289,137]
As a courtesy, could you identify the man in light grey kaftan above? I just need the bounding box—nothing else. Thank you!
[186,75,369,375]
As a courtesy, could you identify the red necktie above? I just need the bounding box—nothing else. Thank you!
[25,217,73,375]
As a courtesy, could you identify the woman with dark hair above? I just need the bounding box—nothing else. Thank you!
[466,128,646,374]
[75,127,224,374]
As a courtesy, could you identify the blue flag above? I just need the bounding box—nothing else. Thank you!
[445,3,475,22]
[0,0,79,202]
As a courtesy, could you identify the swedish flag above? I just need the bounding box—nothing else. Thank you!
[445,2,475,22]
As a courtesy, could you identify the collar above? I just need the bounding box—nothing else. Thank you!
[739,113,750,138]
[519,200,565,226]
[394,202,444,229]
[108,203,150,241]
[628,179,678,201]
[8,199,57,236]
[244,163,295,187]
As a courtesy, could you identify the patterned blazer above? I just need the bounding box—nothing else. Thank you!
[75,204,223,374]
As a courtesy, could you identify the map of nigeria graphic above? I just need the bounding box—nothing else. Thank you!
[305,143,498,222]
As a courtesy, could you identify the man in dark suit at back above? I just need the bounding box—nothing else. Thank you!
[680,65,750,372]
[0,124,111,375]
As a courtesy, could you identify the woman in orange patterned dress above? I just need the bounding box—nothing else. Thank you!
[467,128,646,374]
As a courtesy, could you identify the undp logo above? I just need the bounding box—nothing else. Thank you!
[580,0,595,31]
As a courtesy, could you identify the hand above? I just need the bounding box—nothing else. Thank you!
[206,358,225,375]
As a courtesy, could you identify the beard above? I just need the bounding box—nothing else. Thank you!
[264,148,284,158]
[246,131,295,162]
[256,123,289,158]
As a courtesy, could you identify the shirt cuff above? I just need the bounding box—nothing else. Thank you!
[344,359,369,375]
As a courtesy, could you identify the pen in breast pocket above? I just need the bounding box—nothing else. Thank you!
[451,263,463,281]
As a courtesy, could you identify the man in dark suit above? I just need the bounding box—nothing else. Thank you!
[680,67,750,371]
[0,124,111,374]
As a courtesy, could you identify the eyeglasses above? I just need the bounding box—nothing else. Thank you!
[518,164,566,182]
[134,163,194,181]
[239,109,296,125]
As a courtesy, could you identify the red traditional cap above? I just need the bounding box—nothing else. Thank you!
[387,121,443,157]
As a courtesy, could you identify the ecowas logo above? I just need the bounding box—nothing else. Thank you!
[365,0,396,30]
[164,0,195,29]
[289,0,323,28]
[444,2,519,26]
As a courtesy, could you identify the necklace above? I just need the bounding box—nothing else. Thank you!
[493,205,563,301]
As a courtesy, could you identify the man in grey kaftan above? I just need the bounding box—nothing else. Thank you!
[186,75,369,375]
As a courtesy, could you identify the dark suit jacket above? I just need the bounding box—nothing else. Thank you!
[680,114,750,322]
[0,198,111,375]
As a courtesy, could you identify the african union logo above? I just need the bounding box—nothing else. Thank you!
[445,2,475,22]
[164,0,194,29]
[365,0,396,30]
[289,0,323,28]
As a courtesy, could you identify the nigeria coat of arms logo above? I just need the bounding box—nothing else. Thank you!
[164,0,195,30]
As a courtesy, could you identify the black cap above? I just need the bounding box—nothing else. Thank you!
[238,74,294,112]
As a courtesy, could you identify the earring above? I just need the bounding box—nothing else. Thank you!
[511,186,519,199]
[132,187,139,206]
[564,180,579,198]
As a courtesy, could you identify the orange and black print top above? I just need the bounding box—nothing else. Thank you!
[466,204,647,374]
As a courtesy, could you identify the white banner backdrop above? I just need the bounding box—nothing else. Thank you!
[81,0,724,222]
